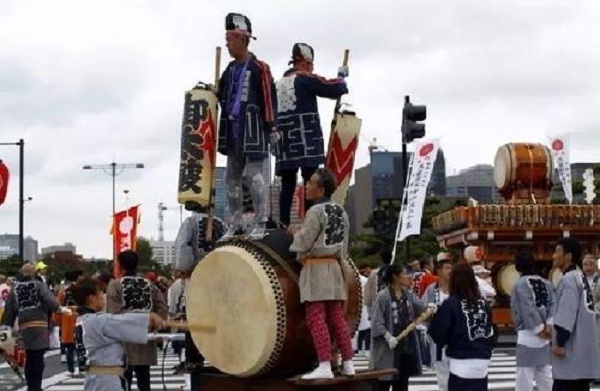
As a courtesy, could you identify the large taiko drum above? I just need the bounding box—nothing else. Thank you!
[496,263,520,297]
[493,143,554,202]
[186,229,362,378]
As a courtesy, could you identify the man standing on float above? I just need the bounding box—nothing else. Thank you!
[217,13,277,240]
[275,43,348,226]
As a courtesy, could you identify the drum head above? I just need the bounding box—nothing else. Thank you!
[187,245,281,377]
[498,264,520,296]
[493,146,510,190]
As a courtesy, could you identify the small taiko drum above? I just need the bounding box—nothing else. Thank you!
[493,143,554,202]
[496,263,520,297]
[549,267,563,286]
[186,229,362,377]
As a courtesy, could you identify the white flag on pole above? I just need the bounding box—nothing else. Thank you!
[548,135,573,204]
[397,139,440,242]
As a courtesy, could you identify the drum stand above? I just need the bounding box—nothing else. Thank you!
[191,368,396,390]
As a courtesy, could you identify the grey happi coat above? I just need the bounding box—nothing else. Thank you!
[290,199,349,303]
[1,277,61,350]
[370,287,424,381]
[553,268,600,380]
[106,276,167,366]
[510,275,556,367]
[78,311,150,391]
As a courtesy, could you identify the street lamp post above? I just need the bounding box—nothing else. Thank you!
[1,139,25,262]
[82,162,144,270]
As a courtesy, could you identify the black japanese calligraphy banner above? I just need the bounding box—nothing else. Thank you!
[177,84,218,211]
[397,139,440,242]
[548,135,572,204]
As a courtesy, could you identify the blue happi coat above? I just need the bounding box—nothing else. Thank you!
[217,53,277,159]
[275,69,348,174]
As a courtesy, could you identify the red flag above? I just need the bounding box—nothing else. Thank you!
[0,161,9,207]
[112,205,140,277]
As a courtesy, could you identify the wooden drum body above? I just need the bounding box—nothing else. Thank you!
[186,229,362,378]
[494,143,554,203]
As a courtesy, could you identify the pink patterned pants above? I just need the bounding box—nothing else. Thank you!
[305,301,353,362]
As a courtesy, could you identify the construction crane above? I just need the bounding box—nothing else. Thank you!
[158,202,183,241]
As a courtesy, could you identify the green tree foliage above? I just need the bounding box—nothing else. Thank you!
[350,196,460,268]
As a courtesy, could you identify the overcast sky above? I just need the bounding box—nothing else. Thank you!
[1,0,600,259]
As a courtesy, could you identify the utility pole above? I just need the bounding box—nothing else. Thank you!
[82,161,144,272]
[0,139,24,261]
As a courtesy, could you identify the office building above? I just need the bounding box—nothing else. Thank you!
[150,240,176,265]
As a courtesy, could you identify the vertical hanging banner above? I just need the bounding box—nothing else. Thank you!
[397,139,440,242]
[548,135,573,204]
[0,160,9,207]
[112,205,140,276]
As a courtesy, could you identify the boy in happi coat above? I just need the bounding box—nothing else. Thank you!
[288,168,355,379]
[274,43,348,226]
[551,237,600,391]
[218,12,277,240]
[72,277,164,391]
[422,256,452,391]
[510,252,556,391]
[1,263,73,391]
[106,250,167,391]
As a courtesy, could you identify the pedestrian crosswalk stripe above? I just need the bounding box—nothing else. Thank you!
[42,349,600,391]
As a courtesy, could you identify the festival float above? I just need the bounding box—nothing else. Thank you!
[175,43,399,390]
[432,141,600,325]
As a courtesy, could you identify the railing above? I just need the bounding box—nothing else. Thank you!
[433,204,600,234]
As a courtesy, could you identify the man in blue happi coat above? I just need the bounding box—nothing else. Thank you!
[275,43,349,227]
[217,13,277,240]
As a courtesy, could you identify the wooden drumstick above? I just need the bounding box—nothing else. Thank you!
[163,320,217,334]
[396,305,436,341]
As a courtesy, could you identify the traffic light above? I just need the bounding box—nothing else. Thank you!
[402,96,426,143]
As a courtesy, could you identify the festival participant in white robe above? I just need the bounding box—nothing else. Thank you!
[288,168,355,380]
[510,252,556,391]
[423,257,453,391]
[428,263,494,391]
[73,278,164,391]
[551,237,600,391]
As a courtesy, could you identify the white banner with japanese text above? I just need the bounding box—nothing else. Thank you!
[548,135,573,204]
[397,139,440,242]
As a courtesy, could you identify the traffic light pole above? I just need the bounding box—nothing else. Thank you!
[401,99,410,262]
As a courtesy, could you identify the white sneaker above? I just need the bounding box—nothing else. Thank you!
[60,354,66,363]
[342,360,355,376]
[300,361,334,380]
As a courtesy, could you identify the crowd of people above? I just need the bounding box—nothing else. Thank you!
[349,238,600,391]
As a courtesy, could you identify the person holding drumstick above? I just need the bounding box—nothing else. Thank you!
[288,168,355,380]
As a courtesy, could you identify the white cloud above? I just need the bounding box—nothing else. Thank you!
[1,0,600,258]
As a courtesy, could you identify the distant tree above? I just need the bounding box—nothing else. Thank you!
[0,255,23,277]
[136,237,153,265]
